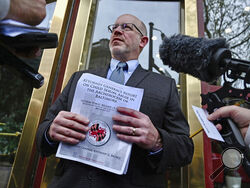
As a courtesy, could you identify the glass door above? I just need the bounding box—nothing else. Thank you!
[11,0,203,187]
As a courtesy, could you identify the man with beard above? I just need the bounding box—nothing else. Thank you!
[36,14,194,188]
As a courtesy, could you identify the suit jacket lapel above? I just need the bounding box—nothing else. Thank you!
[90,64,109,78]
[126,64,149,87]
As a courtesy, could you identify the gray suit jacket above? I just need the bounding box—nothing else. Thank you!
[36,65,194,188]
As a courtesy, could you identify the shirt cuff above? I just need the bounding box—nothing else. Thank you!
[149,148,163,155]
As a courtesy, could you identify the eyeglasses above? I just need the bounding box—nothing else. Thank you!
[108,23,144,36]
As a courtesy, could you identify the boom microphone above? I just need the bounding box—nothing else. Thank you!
[159,34,250,83]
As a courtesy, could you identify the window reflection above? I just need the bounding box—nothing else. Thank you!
[87,0,180,83]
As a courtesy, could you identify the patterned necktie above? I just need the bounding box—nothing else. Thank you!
[109,62,128,84]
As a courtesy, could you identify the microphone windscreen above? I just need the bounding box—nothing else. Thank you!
[159,34,228,82]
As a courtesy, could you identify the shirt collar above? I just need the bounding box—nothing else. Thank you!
[110,58,139,73]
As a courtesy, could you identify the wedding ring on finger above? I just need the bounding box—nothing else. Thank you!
[131,127,136,136]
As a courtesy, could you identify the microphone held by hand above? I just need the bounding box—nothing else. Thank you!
[159,34,250,83]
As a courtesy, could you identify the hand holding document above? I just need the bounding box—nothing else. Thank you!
[56,73,144,175]
[192,105,224,142]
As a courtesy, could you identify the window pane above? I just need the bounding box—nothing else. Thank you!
[87,0,180,83]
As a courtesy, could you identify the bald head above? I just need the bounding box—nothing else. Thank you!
[116,14,147,36]
[109,14,149,61]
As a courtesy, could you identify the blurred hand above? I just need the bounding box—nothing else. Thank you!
[207,105,250,138]
[112,107,162,151]
[48,111,90,145]
[6,0,46,25]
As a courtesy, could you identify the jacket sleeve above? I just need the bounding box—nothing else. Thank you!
[147,79,194,172]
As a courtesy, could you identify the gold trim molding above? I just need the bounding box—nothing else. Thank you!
[62,0,98,89]
[181,0,205,187]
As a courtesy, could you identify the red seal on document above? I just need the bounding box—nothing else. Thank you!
[87,120,111,146]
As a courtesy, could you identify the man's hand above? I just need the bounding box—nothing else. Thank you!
[6,0,46,26]
[48,111,90,145]
[207,105,250,138]
[112,107,162,151]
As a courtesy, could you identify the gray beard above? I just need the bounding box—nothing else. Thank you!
[110,48,129,62]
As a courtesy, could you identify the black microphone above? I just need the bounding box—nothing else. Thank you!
[159,34,250,83]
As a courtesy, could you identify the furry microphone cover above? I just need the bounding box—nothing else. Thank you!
[159,34,228,82]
